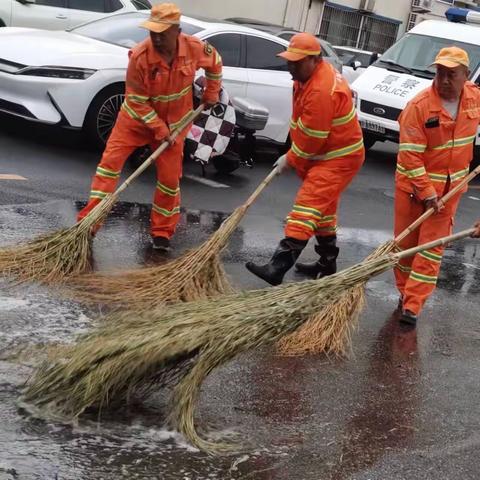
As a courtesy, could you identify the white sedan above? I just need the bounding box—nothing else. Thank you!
[0,0,151,30]
[0,12,293,148]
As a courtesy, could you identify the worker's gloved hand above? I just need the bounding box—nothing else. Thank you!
[424,196,444,213]
[273,154,290,175]
[156,132,175,146]
[472,220,480,238]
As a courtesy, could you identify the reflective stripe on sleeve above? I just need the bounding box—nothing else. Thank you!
[396,164,427,178]
[297,118,329,139]
[331,106,356,127]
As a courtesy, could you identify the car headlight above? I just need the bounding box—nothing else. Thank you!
[16,66,96,80]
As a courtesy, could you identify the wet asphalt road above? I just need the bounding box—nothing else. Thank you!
[1,116,480,479]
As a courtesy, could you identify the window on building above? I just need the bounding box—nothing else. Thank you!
[205,34,242,68]
[245,36,288,71]
[318,4,399,54]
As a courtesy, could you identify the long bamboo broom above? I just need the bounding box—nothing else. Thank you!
[63,167,279,308]
[0,105,205,285]
[277,165,480,357]
[22,228,476,454]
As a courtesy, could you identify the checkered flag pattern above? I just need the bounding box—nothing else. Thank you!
[186,77,236,164]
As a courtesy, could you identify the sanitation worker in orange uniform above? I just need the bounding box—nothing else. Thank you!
[77,3,222,251]
[246,33,364,286]
[394,47,480,328]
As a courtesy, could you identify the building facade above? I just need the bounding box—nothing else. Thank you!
[169,0,480,53]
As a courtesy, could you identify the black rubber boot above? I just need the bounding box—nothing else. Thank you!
[399,309,417,331]
[295,235,339,279]
[245,237,307,286]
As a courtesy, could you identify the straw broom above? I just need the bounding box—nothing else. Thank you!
[0,105,205,285]
[277,165,480,357]
[63,167,279,308]
[22,228,475,454]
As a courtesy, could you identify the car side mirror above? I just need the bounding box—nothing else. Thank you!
[369,52,379,65]
[351,60,362,70]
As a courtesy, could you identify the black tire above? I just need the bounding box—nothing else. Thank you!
[363,133,377,151]
[212,152,240,174]
[84,84,125,149]
[0,20,6,27]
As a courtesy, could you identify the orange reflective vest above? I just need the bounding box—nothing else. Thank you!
[121,34,222,139]
[286,61,363,168]
[396,82,480,200]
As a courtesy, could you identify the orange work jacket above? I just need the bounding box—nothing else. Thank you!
[286,61,363,168]
[396,82,480,200]
[121,33,222,139]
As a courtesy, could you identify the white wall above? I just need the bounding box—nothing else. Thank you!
[165,0,289,25]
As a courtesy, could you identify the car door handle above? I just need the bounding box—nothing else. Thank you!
[56,14,68,19]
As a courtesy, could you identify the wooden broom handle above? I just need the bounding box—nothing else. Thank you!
[114,104,205,196]
[242,166,279,209]
[395,164,480,243]
[395,228,476,260]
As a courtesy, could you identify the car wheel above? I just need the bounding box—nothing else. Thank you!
[363,133,377,151]
[0,20,6,27]
[84,84,124,149]
[212,152,240,174]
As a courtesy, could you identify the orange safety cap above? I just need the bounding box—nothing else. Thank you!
[431,46,469,69]
[277,32,321,62]
[140,3,181,33]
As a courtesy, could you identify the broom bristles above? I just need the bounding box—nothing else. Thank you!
[63,206,249,308]
[276,240,398,357]
[23,253,397,453]
[0,193,119,284]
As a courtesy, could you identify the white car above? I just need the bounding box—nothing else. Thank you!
[0,0,151,30]
[0,12,293,148]
[333,46,379,84]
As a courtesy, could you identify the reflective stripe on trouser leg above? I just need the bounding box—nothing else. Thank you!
[285,152,364,241]
[393,188,422,297]
[403,247,443,315]
[151,140,184,239]
[402,188,462,315]
[315,201,338,237]
[77,113,154,222]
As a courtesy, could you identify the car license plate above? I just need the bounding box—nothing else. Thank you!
[360,120,385,134]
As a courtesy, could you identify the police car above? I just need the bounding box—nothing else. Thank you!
[351,7,480,152]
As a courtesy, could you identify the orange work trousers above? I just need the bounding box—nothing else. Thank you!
[394,187,462,316]
[77,112,184,239]
[285,151,364,241]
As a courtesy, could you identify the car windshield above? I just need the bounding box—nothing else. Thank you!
[375,33,480,79]
[70,13,203,48]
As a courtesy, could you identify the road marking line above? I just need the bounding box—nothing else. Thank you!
[463,263,480,271]
[184,174,230,189]
[0,174,27,180]
[468,196,480,201]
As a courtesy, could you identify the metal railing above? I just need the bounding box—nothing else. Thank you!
[318,4,400,53]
